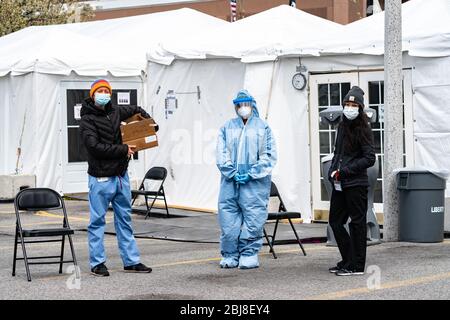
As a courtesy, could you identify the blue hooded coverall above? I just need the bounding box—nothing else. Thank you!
[216,90,277,269]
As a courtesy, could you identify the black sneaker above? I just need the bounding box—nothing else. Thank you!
[91,263,110,277]
[336,268,365,276]
[124,263,152,273]
[328,266,341,273]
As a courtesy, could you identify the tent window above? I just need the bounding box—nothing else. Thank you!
[319,82,350,201]
[66,89,89,163]
[318,84,329,106]
[368,81,384,203]
[367,80,407,204]
[65,89,138,163]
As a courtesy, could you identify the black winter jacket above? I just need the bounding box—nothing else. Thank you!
[328,123,376,189]
[79,98,157,177]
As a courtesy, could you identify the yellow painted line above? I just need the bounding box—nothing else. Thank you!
[0,221,68,229]
[0,210,112,224]
[33,244,330,281]
[151,245,331,268]
[150,202,216,214]
[0,210,94,228]
[45,245,331,275]
[0,236,159,252]
[307,271,450,300]
[16,241,450,283]
[35,211,94,223]
[0,238,122,251]
[152,257,222,267]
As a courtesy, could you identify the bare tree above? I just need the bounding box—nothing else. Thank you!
[0,0,94,37]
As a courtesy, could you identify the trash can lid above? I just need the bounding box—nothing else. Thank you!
[394,167,450,181]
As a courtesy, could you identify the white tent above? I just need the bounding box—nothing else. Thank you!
[145,0,450,223]
[145,5,344,218]
[0,27,143,76]
[314,0,450,201]
[0,8,227,195]
[0,8,227,76]
[1,1,449,226]
[149,5,343,64]
[62,8,227,58]
[314,0,450,57]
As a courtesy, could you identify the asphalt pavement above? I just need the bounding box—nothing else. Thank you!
[1,200,450,300]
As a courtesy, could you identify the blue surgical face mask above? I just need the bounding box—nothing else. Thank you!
[343,106,359,120]
[94,92,111,107]
[237,106,252,119]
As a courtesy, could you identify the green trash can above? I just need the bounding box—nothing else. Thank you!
[397,170,446,243]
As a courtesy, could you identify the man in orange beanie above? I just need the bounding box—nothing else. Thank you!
[80,79,158,277]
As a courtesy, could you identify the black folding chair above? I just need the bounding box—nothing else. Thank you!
[263,182,307,259]
[12,188,78,282]
[131,166,169,218]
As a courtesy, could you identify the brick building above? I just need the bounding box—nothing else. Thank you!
[85,0,409,25]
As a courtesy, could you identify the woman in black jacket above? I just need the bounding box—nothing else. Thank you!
[328,86,376,276]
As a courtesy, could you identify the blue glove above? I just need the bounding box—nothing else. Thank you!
[235,173,251,185]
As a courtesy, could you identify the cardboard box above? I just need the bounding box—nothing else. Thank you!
[120,114,158,152]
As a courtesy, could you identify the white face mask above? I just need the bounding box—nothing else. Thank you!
[237,106,252,119]
[343,106,359,120]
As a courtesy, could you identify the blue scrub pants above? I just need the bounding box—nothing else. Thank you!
[88,172,140,268]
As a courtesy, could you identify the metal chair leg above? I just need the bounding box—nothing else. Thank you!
[12,226,18,276]
[263,228,277,259]
[144,195,151,219]
[59,235,66,274]
[163,192,170,217]
[67,235,80,279]
[288,218,307,256]
[19,233,31,282]
[132,183,144,207]
[147,195,157,219]
[271,219,280,249]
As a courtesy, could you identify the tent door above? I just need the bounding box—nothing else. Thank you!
[309,70,413,222]
[309,73,359,221]
[60,80,145,194]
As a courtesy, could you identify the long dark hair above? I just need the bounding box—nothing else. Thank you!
[341,107,373,153]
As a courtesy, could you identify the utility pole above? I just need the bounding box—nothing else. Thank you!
[383,0,403,241]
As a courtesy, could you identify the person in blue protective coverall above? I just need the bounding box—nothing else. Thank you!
[216,89,277,269]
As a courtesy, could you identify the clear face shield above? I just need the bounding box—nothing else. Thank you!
[238,101,252,108]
